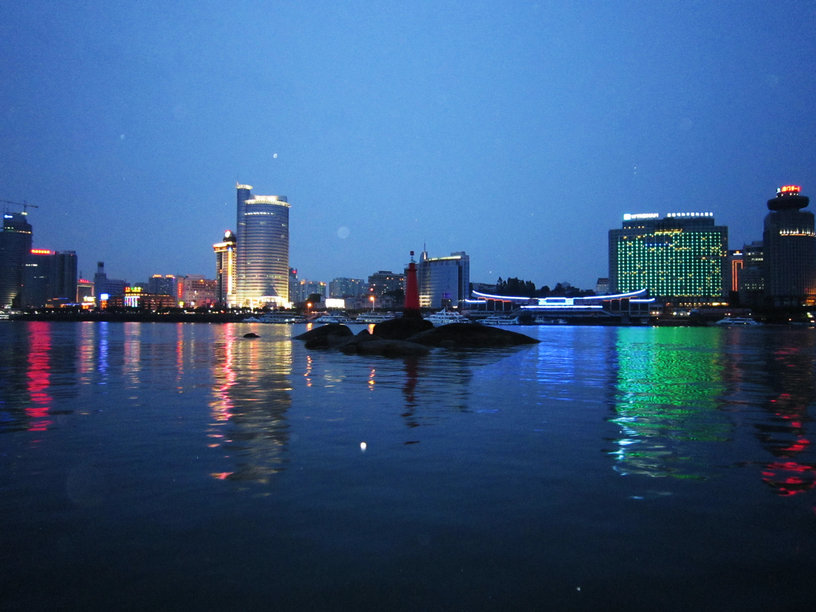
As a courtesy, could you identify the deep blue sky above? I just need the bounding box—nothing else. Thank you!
[2,1,814,289]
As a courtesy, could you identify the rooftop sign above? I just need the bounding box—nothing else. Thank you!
[623,213,659,221]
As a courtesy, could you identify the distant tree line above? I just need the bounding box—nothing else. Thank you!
[492,277,595,298]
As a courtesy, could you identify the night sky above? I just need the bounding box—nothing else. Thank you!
[2,1,814,289]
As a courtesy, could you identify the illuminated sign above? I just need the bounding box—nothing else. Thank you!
[666,212,713,218]
[623,213,659,221]
[30,248,54,255]
[125,287,143,294]
[778,185,802,194]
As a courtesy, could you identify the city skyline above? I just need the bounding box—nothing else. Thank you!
[1,2,814,288]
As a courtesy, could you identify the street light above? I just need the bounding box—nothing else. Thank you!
[369,295,375,312]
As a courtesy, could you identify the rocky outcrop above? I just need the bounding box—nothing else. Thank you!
[295,319,538,356]
[294,323,354,349]
[372,317,433,340]
[407,323,539,348]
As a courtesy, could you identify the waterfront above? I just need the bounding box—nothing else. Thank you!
[2,321,816,610]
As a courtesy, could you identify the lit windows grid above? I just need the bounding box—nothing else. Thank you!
[615,228,726,298]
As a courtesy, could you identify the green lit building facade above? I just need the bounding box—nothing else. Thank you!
[609,212,728,306]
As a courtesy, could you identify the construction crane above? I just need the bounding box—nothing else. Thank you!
[0,199,39,214]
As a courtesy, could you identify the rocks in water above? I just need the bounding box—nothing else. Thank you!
[373,317,433,340]
[407,323,539,348]
[294,323,354,349]
[338,331,430,356]
[294,319,538,356]
[243,332,260,338]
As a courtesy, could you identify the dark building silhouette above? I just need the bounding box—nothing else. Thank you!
[0,211,33,308]
[763,185,816,308]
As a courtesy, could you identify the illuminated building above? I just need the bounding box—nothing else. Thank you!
[0,211,32,308]
[147,274,178,298]
[417,250,470,309]
[235,183,290,308]
[180,275,217,307]
[114,287,177,310]
[93,262,127,307]
[213,230,237,306]
[762,185,816,307]
[292,279,327,305]
[609,212,728,306]
[21,249,78,307]
[367,270,405,298]
[470,288,655,322]
[329,277,366,299]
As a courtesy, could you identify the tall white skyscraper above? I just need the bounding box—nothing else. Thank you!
[235,183,290,308]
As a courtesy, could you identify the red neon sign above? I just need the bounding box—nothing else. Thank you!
[779,185,802,194]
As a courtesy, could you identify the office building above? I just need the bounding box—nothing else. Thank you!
[0,211,33,308]
[762,185,816,307]
[738,241,765,307]
[180,275,217,307]
[21,249,78,307]
[94,262,127,306]
[147,274,178,299]
[609,212,728,306]
[417,250,470,310]
[367,270,405,298]
[213,230,237,306]
[235,183,290,308]
[329,277,366,299]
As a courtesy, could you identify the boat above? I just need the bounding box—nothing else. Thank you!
[244,313,305,323]
[312,314,352,324]
[715,317,761,326]
[479,315,519,326]
[355,312,396,324]
[424,308,472,327]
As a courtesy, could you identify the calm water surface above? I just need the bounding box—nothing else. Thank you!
[1,321,815,610]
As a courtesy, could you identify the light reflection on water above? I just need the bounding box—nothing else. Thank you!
[2,321,816,608]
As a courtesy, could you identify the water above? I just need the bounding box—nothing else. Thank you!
[1,321,815,610]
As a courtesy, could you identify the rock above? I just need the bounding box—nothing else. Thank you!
[295,323,354,349]
[243,332,260,338]
[339,332,430,356]
[373,316,433,340]
[407,323,539,348]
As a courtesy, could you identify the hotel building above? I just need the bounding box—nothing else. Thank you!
[609,212,728,306]
[762,185,816,307]
[213,230,237,306]
[235,183,290,308]
[417,250,470,310]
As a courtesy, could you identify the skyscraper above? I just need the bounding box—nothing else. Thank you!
[0,211,33,308]
[417,250,470,310]
[762,185,816,307]
[235,183,290,308]
[609,212,728,306]
[213,230,237,306]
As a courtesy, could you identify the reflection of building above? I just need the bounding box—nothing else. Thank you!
[763,185,816,308]
[213,230,237,306]
[609,212,728,306]
[21,249,78,307]
[0,211,33,308]
[235,183,290,308]
[417,250,470,309]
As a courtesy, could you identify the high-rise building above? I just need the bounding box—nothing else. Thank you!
[21,249,78,307]
[417,250,470,310]
[147,274,178,298]
[213,230,237,306]
[329,277,366,299]
[0,211,33,308]
[367,270,405,298]
[762,185,816,307]
[235,183,290,308]
[609,212,728,306]
[738,241,765,307]
[94,262,127,306]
